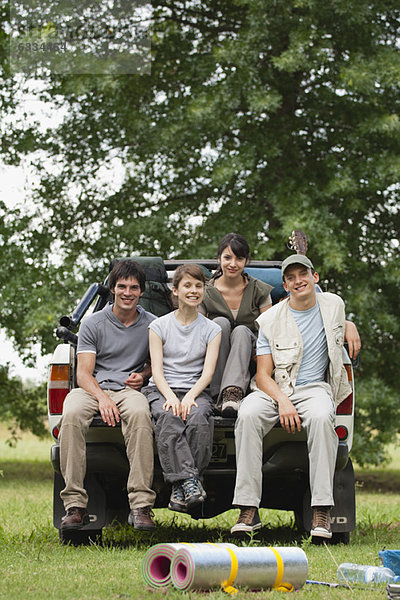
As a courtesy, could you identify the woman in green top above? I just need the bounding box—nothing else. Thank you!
[199,233,273,416]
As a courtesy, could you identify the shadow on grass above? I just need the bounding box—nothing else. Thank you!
[4,510,396,550]
[76,516,400,550]
[4,462,400,549]
[102,512,306,550]
[1,460,53,482]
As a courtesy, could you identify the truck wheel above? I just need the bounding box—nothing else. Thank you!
[293,509,306,534]
[311,531,350,545]
[331,531,350,545]
[59,529,102,546]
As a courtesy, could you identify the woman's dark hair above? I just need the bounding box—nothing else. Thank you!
[214,233,250,278]
[172,264,206,289]
[108,260,146,292]
[217,233,250,260]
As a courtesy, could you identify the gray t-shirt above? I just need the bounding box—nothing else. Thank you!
[77,304,156,390]
[149,311,221,389]
[257,302,328,386]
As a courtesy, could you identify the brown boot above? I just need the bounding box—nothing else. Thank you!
[221,386,243,417]
[310,506,332,539]
[61,507,89,531]
[128,506,156,531]
[230,506,262,536]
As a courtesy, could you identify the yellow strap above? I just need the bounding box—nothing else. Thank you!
[275,582,294,592]
[183,543,238,594]
[182,544,292,594]
[269,547,294,593]
[205,543,238,595]
[221,547,239,595]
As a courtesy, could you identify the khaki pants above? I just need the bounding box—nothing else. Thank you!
[59,387,156,510]
[233,382,338,508]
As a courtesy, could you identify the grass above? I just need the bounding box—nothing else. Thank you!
[1,426,400,599]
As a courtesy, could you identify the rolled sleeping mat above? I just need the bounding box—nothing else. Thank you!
[141,542,237,588]
[170,545,308,592]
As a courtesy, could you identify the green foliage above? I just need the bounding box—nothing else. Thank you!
[0,365,47,445]
[0,0,399,461]
[353,378,400,467]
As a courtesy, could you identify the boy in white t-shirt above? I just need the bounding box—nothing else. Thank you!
[231,255,357,540]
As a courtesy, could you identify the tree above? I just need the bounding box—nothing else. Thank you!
[0,365,47,445]
[0,0,399,463]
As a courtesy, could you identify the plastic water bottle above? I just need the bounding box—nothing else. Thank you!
[337,563,400,585]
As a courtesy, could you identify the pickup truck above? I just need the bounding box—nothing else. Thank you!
[47,257,356,545]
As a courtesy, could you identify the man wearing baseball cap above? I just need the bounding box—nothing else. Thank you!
[231,253,354,539]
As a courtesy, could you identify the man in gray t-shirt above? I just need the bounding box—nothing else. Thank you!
[58,260,157,533]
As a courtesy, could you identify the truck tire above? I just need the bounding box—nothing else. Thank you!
[331,531,350,545]
[59,528,103,546]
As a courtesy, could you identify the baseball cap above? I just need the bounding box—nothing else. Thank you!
[281,254,314,274]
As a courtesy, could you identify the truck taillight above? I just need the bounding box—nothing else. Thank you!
[48,364,70,414]
[336,363,354,415]
[344,364,353,382]
[336,393,353,415]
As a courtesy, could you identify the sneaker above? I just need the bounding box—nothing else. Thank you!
[181,477,206,508]
[128,506,156,531]
[221,386,243,417]
[310,506,332,539]
[60,506,89,531]
[168,483,188,513]
[230,506,261,536]
[197,478,207,500]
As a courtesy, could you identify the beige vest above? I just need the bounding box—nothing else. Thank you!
[256,293,352,406]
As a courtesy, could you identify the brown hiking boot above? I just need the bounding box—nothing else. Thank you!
[60,507,89,531]
[230,506,261,536]
[310,506,332,539]
[221,386,243,417]
[128,506,156,531]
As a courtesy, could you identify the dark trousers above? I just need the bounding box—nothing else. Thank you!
[143,386,214,484]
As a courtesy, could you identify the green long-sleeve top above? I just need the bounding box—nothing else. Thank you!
[200,275,273,334]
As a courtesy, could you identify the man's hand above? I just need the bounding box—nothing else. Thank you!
[98,394,120,427]
[124,372,144,390]
[278,396,302,434]
[344,320,361,360]
[180,394,198,420]
[162,395,181,417]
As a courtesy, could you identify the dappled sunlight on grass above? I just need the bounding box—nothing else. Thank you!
[2,426,400,598]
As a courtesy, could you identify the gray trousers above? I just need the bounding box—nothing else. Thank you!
[210,316,256,400]
[59,387,156,510]
[233,382,338,508]
[144,386,214,484]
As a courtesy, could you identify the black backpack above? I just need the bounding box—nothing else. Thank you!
[132,256,174,317]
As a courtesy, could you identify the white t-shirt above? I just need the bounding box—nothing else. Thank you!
[149,311,221,389]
